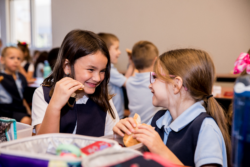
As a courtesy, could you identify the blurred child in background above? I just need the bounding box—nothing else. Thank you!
[17,41,35,81]
[0,47,31,124]
[126,41,162,123]
[34,51,48,78]
[32,50,40,64]
[48,48,60,70]
[98,33,134,119]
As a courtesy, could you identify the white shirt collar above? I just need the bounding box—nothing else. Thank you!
[156,101,206,132]
[75,94,89,104]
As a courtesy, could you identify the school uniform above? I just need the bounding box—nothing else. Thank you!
[32,86,119,136]
[35,63,44,78]
[0,71,29,122]
[21,60,34,73]
[149,102,227,167]
[108,64,126,119]
[126,72,162,123]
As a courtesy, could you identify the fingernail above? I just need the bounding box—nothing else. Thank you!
[128,132,131,135]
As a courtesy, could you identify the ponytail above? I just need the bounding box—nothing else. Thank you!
[156,49,232,167]
[205,97,232,167]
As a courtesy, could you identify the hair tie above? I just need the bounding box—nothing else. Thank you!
[206,94,213,99]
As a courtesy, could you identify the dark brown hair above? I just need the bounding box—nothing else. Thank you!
[132,41,158,70]
[34,51,48,71]
[97,33,119,49]
[17,42,31,62]
[154,48,231,166]
[43,29,115,119]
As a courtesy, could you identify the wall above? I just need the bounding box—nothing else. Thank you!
[52,0,250,73]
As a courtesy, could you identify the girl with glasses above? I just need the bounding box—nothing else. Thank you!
[113,49,230,167]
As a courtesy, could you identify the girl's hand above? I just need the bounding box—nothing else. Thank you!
[134,125,183,165]
[113,117,137,137]
[49,77,84,110]
[134,125,166,154]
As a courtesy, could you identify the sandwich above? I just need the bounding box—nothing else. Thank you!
[123,113,153,147]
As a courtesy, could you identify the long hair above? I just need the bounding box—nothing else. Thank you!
[34,51,48,71]
[154,48,231,166]
[17,42,31,62]
[43,29,115,119]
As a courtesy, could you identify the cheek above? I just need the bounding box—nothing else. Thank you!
[75,71,91,82]
[100,73,105,81]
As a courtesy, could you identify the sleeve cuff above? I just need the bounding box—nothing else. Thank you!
[196,157,223,167]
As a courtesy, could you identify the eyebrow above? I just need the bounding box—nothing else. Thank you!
[87,65,97,69]
[87,65,106,71]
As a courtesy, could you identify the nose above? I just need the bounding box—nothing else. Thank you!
[118,49,121,55]
[148,83,153,90]
[93,72,101,82]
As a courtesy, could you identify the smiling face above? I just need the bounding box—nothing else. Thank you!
[109,40,121,64]
[149,68,175,109]
[65,50,108,95]
[1,48,22,74]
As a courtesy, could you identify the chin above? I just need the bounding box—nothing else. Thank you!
[84,88,96,95]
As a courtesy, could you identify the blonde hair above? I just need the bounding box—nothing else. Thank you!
[1,46,20,57]
[132,41,158,70]
[154,48,231,166]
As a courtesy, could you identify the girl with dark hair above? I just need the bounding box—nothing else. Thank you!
[113,49,231,167]
[17,41,35,81]
[32,30,119,136]
[34,51,48,78]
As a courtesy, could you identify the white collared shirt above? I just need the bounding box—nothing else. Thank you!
[21,60,34,72]
[32,86,119,136]
[148,102,227,167]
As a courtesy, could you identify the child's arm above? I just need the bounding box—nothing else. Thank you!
[23,99,31,115]
[36,78,83,134]
[134,125,184,166]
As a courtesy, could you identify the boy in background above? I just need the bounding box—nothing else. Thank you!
[126,41,162,123]
[98,33,134,119]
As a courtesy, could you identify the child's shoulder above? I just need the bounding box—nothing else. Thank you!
[200,117,221,135]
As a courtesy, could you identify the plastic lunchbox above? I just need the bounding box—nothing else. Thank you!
[101,134,148,152]
[0,133,120,167]
[16,122,33,139]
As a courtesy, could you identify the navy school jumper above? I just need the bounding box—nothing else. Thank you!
[151,110,211,166]
[42,86,106,137]
[0,72,27,118]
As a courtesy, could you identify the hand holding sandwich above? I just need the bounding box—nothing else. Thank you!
[49,77,84,111]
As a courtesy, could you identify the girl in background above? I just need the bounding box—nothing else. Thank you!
[0,47,31,124]
[114,49,231,167]
[34,51,48,78]
[17,41,35,81]
[32,30,119,136]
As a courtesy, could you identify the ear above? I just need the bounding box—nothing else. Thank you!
[173,76,183,94]
[0,56,4,64]
[63,59,71,75]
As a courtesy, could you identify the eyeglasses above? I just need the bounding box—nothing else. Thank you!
[150,72,188,91]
